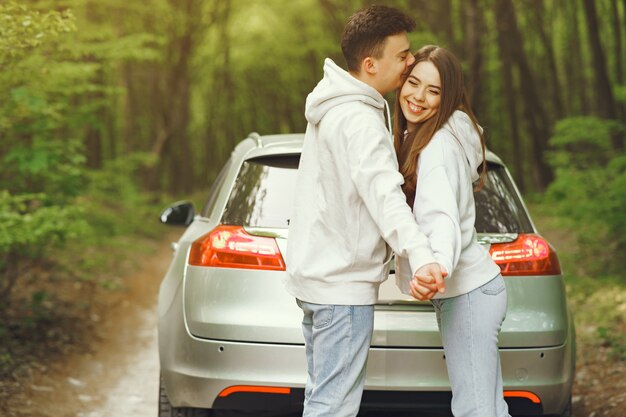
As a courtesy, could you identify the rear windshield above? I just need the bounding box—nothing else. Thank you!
[220,156,533,233]
[475,166,534,233]
[221,156,298,228]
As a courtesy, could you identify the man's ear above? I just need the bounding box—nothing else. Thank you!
[362,57,377,75]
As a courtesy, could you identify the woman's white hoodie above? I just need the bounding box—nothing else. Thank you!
[285,58,436,305]
[396,110,501,298]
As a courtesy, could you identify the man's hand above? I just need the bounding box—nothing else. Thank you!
[408,263,447,301]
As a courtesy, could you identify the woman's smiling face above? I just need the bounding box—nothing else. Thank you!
[399,60,441,131]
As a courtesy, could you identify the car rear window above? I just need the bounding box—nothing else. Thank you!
[221,156,299,228]
[475,165,534,233]
[220,156,533,233]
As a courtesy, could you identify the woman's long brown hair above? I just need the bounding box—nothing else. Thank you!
[393,45,487,205]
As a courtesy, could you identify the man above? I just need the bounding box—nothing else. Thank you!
[285,5,445,417]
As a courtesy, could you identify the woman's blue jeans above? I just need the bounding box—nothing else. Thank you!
[297,300,374,417]
[431,274,511,417]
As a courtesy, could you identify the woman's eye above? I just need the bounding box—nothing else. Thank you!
[429,89,440,95]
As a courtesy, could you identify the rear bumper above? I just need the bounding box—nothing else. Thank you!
[160,335,574,415]
[213,388,544,415]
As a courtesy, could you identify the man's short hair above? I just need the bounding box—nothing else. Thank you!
[341,5,416,72]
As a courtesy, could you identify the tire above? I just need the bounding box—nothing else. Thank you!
[159,375,212,417]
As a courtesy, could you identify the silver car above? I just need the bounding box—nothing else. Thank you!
[158,133,575,417]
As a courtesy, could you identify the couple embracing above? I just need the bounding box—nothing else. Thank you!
[285,5,509,417]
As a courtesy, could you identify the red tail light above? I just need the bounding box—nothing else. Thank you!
[189,225,286,271]
[489,234,561,276]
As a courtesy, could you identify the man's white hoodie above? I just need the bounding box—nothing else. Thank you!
[285,58,436,305]
[396,110,501,298]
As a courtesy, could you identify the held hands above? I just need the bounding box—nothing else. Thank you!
[409,263,448,301]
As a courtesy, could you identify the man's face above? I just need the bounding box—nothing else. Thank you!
[371,32,415,95]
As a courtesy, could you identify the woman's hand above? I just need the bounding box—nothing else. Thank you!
[409,263,447,301]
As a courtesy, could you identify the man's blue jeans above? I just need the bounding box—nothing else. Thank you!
[297,300,374,417]
[431,274,511,417]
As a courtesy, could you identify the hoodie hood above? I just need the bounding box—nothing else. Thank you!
[442,110,484,182]
[305,58,388,126]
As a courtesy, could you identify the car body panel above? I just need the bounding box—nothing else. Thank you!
[182,237,569,348]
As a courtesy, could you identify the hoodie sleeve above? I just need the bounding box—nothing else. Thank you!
[346,124,437,275]
[413,135,462,277]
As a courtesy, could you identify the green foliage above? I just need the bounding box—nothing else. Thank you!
[565,272,626,361]
[0,2,87,303]
[567,273,626,361]
[0,191,88,257]
[0,2,76,64]
[530,205,626,364]
[614,85,626,104]
[0,1,165,305]
[79,152,158,239]
[0,191,88,303]
[192,0,335,166]
[2,138,87,202]
[598,325,626,360]
[543,117,626,275]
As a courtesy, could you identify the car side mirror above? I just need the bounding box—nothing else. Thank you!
[160,201,195,226]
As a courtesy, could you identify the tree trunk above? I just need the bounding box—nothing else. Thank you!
[83,2,103,169]
[121,62,140,155]
[530,0,564,120]
[464,0,485,117]
[407,0,456,49]
[612,0,624,85]
[611,0,626,132]
[582,0,624,150]
[494,0,553,189]
[206,0,236,168]
[144,0,203,193]
[166,5,196,194]
[84,113,102,169]
[435,0,454,47]
[495,16,525,192]
[620,0,626,83]
[563,0,587,114]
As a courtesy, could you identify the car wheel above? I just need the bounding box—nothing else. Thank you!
[159,375,212,417]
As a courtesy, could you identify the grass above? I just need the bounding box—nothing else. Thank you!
[529,202,626,361]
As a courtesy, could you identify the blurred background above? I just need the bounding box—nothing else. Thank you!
[1,0,625,416]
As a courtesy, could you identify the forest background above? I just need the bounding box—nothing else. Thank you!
[1,0,625,413]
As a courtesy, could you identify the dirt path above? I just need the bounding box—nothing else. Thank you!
[5,235,172,417]
[75,308,159,417]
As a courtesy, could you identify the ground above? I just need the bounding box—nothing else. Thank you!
[0,228,624,417]
[0,233,168,417]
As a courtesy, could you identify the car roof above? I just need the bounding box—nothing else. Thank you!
[238,132,504,165]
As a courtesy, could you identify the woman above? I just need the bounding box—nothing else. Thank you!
[393,45,511,417]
